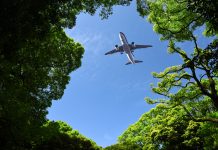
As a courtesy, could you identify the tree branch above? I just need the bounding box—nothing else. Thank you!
[181,104,218,123]
[153,65,185,79]
[153,12,203,37]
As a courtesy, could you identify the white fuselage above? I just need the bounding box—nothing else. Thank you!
[119,32,135,64]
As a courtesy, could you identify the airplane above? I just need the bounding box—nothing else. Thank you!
[105,32,152,65]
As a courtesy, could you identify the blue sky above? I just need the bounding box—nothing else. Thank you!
[47,2,198,147]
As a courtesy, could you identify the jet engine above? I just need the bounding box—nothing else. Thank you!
[131,42,135,47]
[115,44,119,50]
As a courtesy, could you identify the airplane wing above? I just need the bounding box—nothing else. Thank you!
[130,44,152,51]
[105,46,124,55]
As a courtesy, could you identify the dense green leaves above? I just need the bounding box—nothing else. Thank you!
[135,0,218,109]
[187,0,218,33]
[115,0,218,149]
[0,26,84,150]
[136,0,218,71]
[1,0,218,149]
[0,0,132,56]
[35,121,102,150]
[0,0,133,149]
[119,103,218,149]
[137,0,217,40]
[104,142,141,150]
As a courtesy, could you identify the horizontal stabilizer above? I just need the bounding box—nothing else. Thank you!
[125,62,132,65]
[125,60,143,65]
[135,60,143,63]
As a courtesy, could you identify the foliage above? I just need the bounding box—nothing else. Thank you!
[104,142,141,150]
[134,0,218,109]
[115,0,218,149]
[0,27,84,150]
[0,0,132,55]
[137,0,217,39]
[136,0,218,72]
[118,103,218,149]
[205,39,218,72]
[0,0,132,149]
[34,121,102,150]
[187,0,218,33]
[1,0,218,149]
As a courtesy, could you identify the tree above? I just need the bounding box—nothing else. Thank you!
[136,0,218,72]
[0,0,132,149]
[104,142,141,150]
[187,0,218,32]
[134,0,218,109]
[34,121,102,150]
[115,0,218,149]
[0,0,132,56]
[0,26,84,150]
[118,103,218,149]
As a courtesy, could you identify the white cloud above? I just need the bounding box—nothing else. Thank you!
[65,29,116,56]
[65,29,117,81]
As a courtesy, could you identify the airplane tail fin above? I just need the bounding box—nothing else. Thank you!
[125,60,143,65]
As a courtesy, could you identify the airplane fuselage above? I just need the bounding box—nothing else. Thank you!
[105,32,152,65]
[119,32,135,64]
